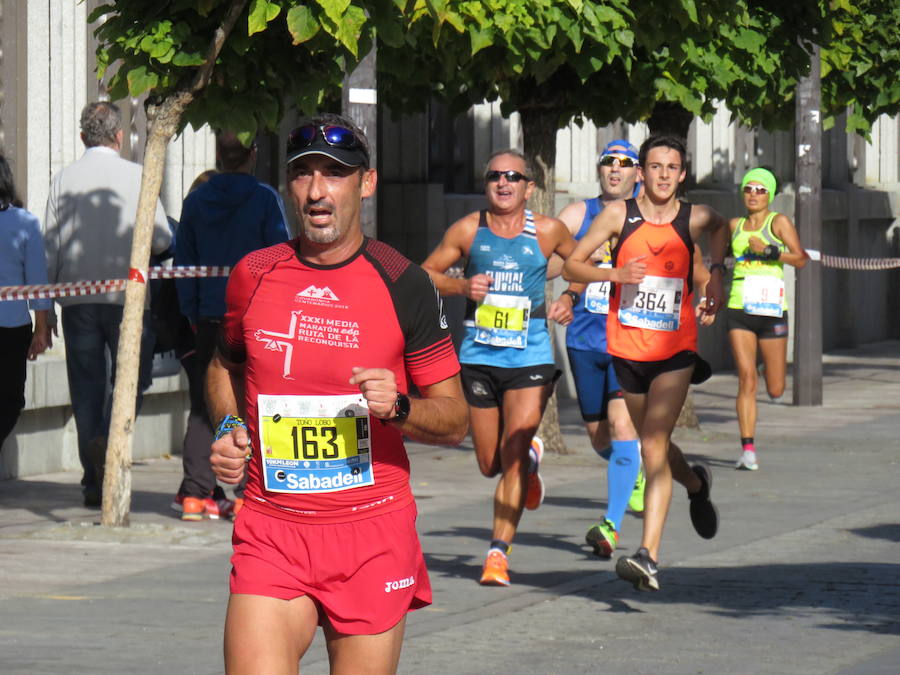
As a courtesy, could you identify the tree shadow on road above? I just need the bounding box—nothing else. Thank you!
[848,523,900,542]
[424,546,900,638]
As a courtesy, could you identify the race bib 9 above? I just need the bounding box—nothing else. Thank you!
[742,275,784,317]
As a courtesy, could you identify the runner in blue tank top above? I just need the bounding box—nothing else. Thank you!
[423,148,576,586]
[555,140,645,560]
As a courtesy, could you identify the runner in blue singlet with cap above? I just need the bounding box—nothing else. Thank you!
[555,140,645,559]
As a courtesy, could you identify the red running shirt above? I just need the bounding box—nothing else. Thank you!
[219,238,460,524]
[608,199,697,362]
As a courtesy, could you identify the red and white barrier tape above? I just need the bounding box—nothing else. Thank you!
[0,266,231,302]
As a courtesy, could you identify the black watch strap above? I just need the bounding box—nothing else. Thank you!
[392,392,411,422]
[562,289,580,305]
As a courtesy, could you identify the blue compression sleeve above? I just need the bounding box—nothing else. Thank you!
[605,439,641,530]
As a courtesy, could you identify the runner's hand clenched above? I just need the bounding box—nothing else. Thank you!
[350,367,399,420]
[211,427,250,484]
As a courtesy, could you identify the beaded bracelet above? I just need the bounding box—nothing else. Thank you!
[215,415,252,462]
[214,414,248,440]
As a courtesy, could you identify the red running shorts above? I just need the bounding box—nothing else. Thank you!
[229,501,432,635]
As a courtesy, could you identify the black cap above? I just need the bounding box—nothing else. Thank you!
[286,124,369,168]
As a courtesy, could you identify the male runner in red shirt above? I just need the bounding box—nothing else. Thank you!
[208,113,467,673]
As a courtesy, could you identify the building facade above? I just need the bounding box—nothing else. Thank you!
[1,2,897,477]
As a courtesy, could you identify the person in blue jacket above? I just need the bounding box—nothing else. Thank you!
[0,155,53,451]
[172,132,289,521]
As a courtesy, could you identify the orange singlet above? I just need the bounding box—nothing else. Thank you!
[607,199,696,362]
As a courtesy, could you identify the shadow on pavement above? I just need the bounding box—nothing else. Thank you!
[425,551,900,638]
[848,523,900,543]
[0,479,190,525]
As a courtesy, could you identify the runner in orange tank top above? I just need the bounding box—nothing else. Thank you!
[564,134,728,592]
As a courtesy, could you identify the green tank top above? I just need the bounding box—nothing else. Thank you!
[727,211,787,311]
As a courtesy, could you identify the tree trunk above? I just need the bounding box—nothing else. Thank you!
[519,106,571,454]
[101,97,191,527]
[101,0,249,526]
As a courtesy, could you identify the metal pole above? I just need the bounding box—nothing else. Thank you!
[793,45,823,406]
[342,47,377,239]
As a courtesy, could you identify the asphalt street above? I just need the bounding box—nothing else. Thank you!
[1,341,898,674]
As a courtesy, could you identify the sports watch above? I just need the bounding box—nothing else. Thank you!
[392,392,411,422]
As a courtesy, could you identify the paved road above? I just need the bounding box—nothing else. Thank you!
[1,341,898,674]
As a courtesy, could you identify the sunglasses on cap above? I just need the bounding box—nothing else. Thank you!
[287,124,368,158]
[743,185,769,195]
[485,170,530,183]
[599,154,637,168]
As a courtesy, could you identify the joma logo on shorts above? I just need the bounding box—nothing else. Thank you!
[384,576,415,593]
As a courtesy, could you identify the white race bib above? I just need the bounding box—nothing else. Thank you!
[618,275,682,332]
[585,263,611,314]
[742,275,784,317]
[257,394,373,494]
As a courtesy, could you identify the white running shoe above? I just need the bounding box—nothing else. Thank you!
[735,449,759,471]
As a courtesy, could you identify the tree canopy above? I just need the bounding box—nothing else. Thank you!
[378,0,899,138]
[91,0,393,143]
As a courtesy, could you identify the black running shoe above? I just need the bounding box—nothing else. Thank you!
[615,547,659,591]
[688,464,719,539]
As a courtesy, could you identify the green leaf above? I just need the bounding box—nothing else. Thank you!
[172,51,206,67]
[126,65,159,96]
[468,26,493,55]
[731,28,766,52]
[680,0,698,23]
[248,0,281,36]
[286,5,320,45]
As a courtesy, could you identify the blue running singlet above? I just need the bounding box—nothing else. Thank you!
[566,198,611,354]
[459,209,553,368]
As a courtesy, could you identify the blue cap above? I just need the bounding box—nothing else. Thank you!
[599,139,641,198]
[599,139,639,163]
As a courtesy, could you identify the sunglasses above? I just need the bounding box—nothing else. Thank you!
[743,185,769,195]
[287,124,368,158]
[599,154,637,168]
[485,170,530,183]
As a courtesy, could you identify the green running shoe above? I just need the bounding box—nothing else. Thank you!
[585,518,619,559]
[628,465,645,514]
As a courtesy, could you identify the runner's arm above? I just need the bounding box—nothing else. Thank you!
[541,217,582,325]
[769,213,808,269]
[350,368,468,445]
[421,217,481,298]
[563,202,637,284]
[693,205,728,317]
[207,351,249,484]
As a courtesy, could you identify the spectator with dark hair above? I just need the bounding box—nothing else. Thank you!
[0,156,52,451]
[44,101,171,507]
[172,131,289,521]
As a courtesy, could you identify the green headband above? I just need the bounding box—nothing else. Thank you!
[741,168,776,198]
